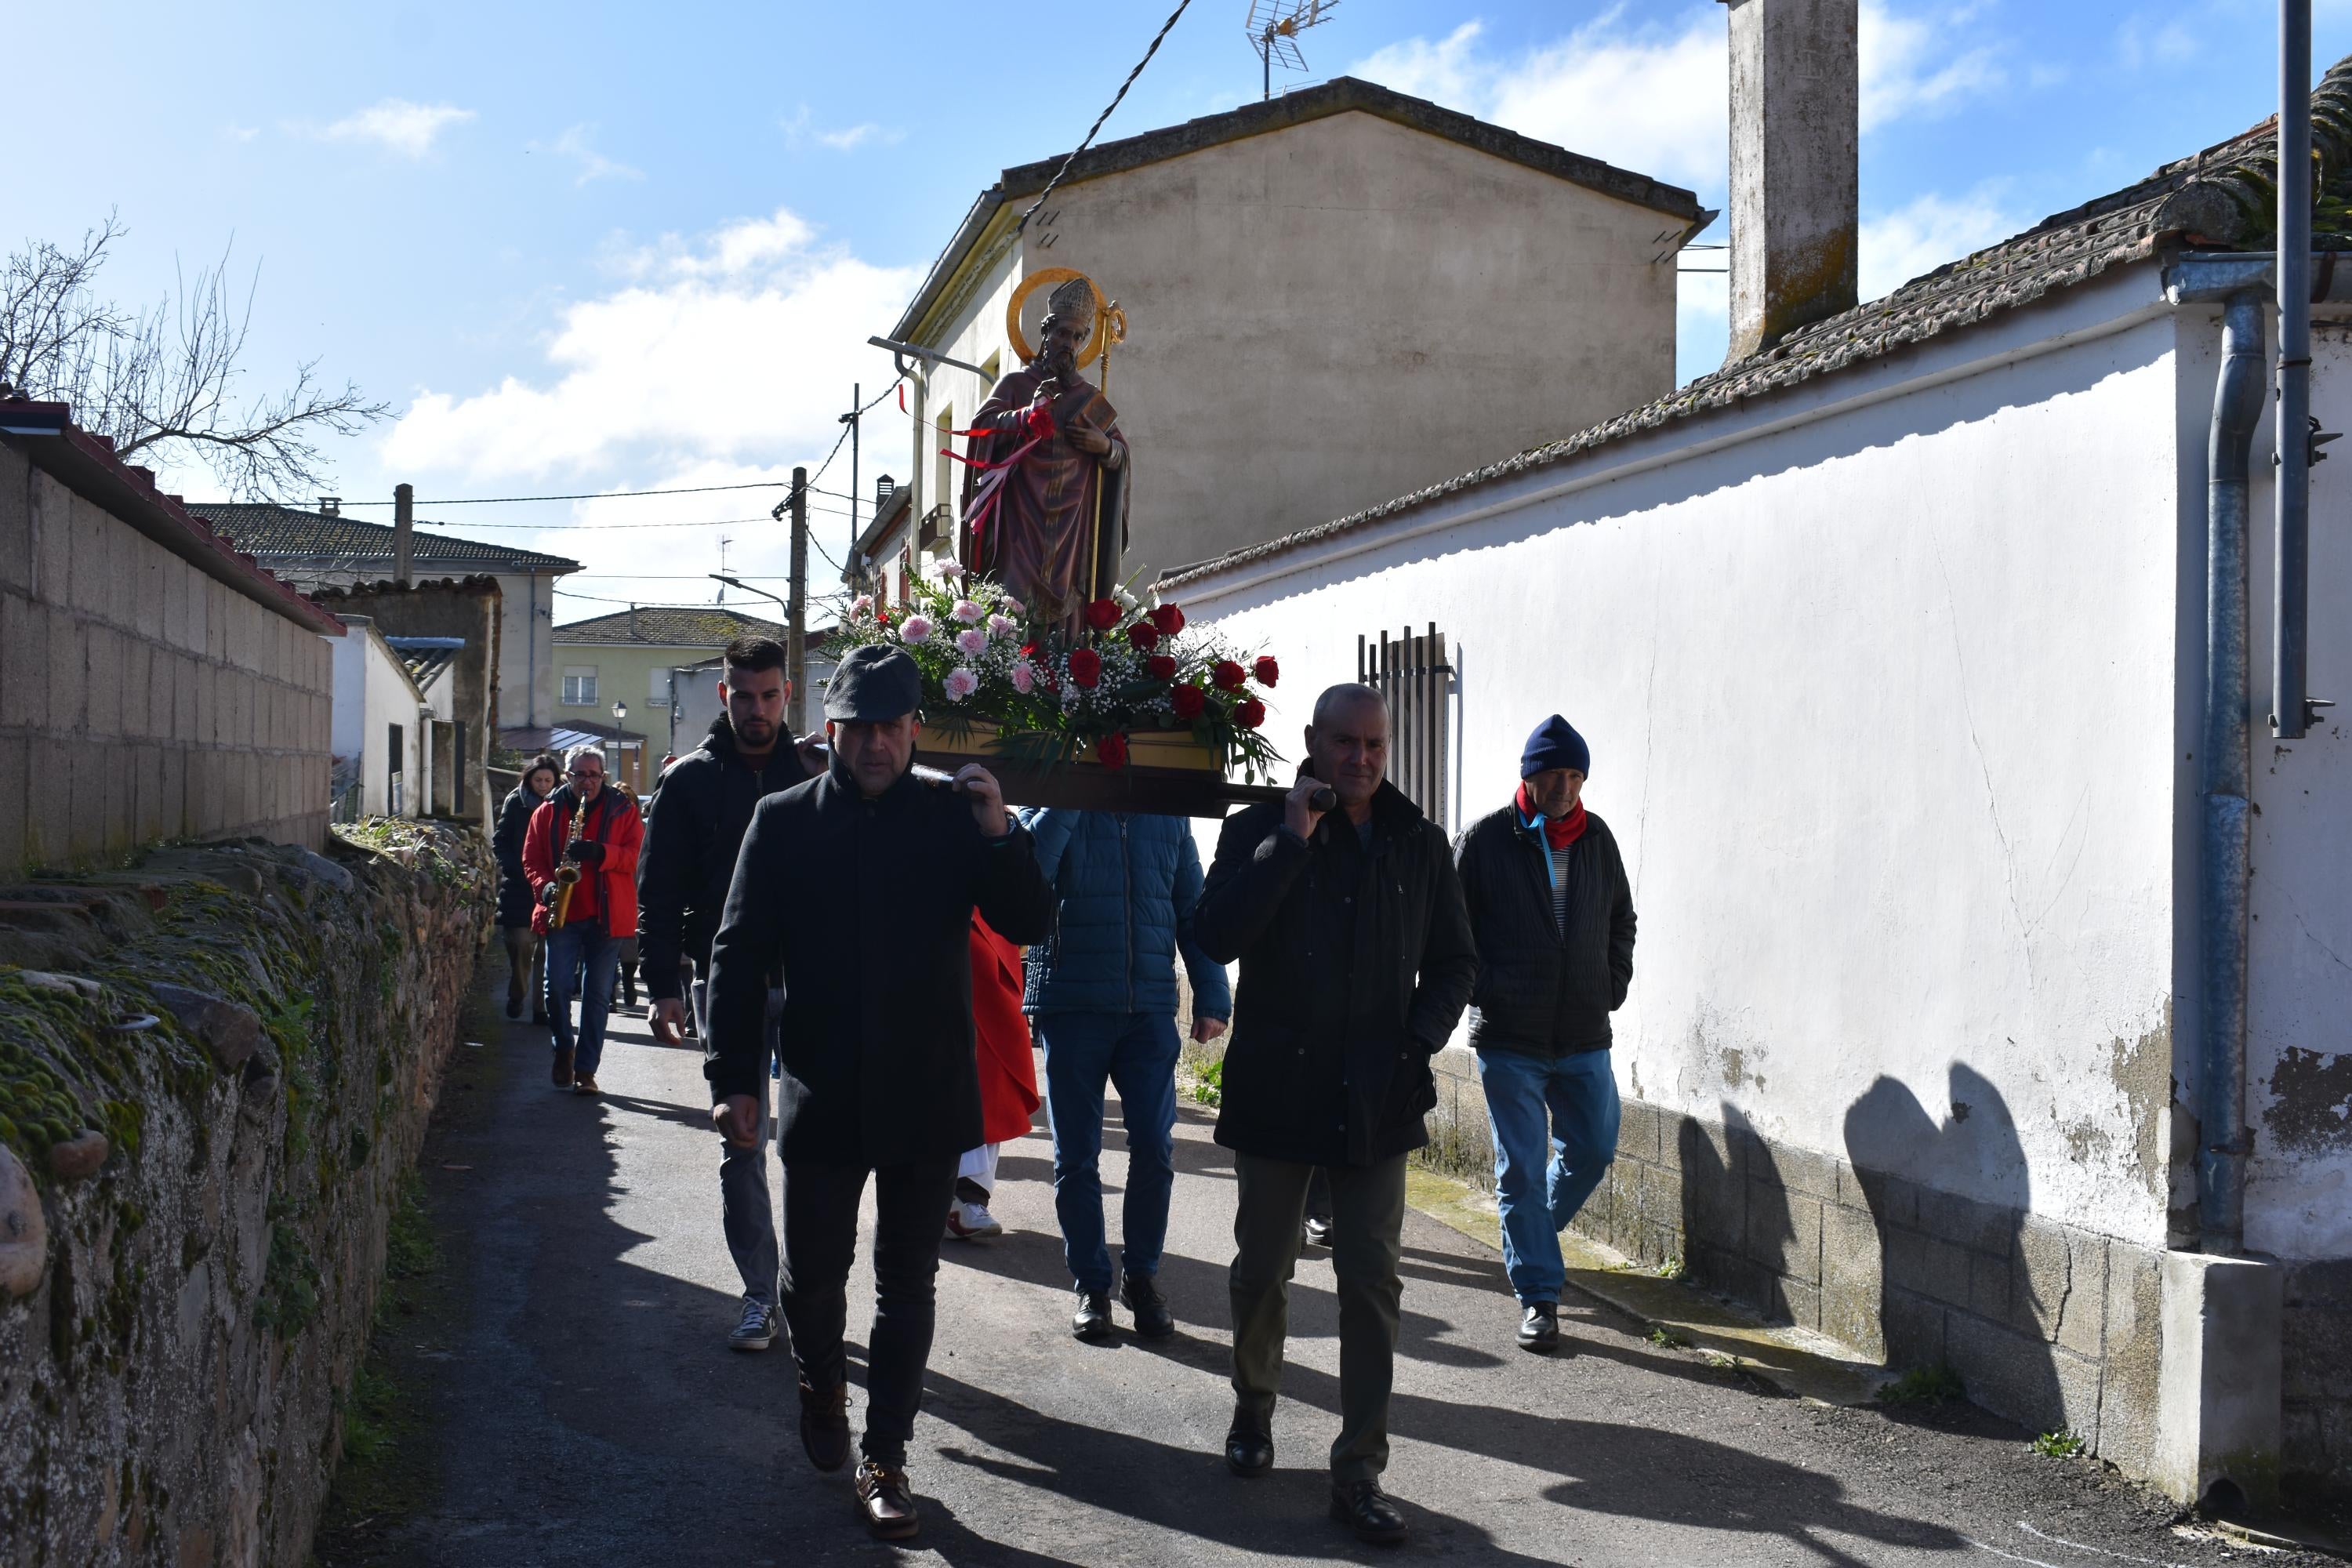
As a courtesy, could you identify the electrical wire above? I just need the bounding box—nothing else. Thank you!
[308,479,793,506]
[1015,0,1195,233]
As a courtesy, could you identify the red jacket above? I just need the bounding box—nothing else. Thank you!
[971,915,1040,1145]
[523,786,644,938]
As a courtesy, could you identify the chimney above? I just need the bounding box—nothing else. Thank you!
[393,482,414,587]
[629,601,640,640]
[319,495,341,517]
[1724,0,1858,361]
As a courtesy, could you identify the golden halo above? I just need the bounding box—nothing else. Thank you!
[1005,267,1105,371]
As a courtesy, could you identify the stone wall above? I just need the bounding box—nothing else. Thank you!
[0,822,492,1566]
[0,435,338,884]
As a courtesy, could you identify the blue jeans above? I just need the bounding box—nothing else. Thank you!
[544,925,621,1075]
[1039,1011,1180,1294]
[1476,1047,1622,1305]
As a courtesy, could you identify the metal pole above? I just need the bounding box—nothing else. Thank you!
[842,384,861,584]
[788,466,809,735]
[1263,26,1272,100]
[2275,0,2314,739]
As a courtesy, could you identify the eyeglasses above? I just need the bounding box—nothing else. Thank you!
[568,768,604,779]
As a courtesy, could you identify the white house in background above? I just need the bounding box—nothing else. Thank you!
[193,499,580,746]
[881,75,1709,588]
[1165,84,2352,1506]
[326,616,430,817]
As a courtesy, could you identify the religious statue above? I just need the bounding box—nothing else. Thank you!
[957,271,1130,634]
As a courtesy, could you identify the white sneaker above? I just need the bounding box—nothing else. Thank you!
[945,1200,1004,1241]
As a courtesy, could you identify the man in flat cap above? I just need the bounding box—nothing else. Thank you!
[705,644,1054,1541]
[1453,715,1636,1353]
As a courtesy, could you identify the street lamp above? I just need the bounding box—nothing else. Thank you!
[612,700,630,788]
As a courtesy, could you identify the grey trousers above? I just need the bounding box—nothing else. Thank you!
[695,978,782,1309]
[1229,1152,1407,1483]
[502,925,544,1012]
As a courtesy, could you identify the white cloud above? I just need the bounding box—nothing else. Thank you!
[781,106,905,153]
[2115,16,2200,73]
[383,207,921,593]
[222,125,260,143]
[1860,0,2006,131]
[1858,186,2024,299]
[321,98,476,158]
[548,124,642,186]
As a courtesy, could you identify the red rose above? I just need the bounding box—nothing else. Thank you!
[1084,598,1122,632]
[1170,683,1206,720]
[1149,603,1185,637]
[1234,697,1267,729]
[1067,648,1103,688]
[1127,622,1160,652]
[1252,655,1279,688]
[1095,731,1129,769]
[1212,659,1247,691]
[1145,655,1178,681]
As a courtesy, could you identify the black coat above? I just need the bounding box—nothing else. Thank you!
[1192,781,1477,1167]
[1454,804,1637,1058]
[634,717,813,1001]
[703,756,1054,1167]
[492,784,546,927]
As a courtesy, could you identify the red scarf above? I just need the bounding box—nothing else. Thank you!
[1515,782,1587,851]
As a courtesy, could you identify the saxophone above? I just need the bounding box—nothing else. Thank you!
[550,797,588,930]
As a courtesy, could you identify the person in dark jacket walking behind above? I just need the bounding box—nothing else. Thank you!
[704,644,1053,1541]
[494,754,562,1021]
[637,636,823,1354]
[1454,715,1636,1354]
[1192,682,1476,1547]
[1018,807,1232,1340]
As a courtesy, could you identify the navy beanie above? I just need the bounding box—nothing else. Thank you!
[1520,715,1590,779]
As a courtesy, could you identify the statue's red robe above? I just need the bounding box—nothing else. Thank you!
[957,365,1129,628]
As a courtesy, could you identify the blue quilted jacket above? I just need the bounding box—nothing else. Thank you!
[1018,808,1233,1021]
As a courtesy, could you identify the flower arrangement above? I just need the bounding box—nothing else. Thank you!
[826,568,1284,780]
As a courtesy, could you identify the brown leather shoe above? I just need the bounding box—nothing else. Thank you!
[798,1379,850,1472]
[550,1047,575,1087]
[572,1074,600,1095]
[855,1457,920,1540]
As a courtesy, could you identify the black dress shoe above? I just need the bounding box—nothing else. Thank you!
[1519,1300,1561,1354]
[506,996,522,1020]
[1330,1479,1408,1544]
[1120,1272,1174,1338]
[798,1378,851,1473]
[855,1457,920,1540]
[1072,1287,1112,1340]
[1225,1411,1273,1477]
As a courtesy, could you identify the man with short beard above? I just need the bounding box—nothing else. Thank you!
[637,635,824,1352]
[1192,683,1476,1546]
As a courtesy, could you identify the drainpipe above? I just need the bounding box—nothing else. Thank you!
[2199,290,2266,1254]
[2275,0,2315,739]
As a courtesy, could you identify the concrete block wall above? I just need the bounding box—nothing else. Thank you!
[0,445,332,880]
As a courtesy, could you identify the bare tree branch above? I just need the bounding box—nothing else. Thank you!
[0,216,389,498]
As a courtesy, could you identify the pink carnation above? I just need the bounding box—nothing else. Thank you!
[1000,597,1025,617]
[951,598,984,624]
[898,614,933,642]
[851,593,873,615]
[987,614,1015,637]
[956,627,988,655]
[944,666,978,701]
[938,560,967,581]
[1010,660,1036,695]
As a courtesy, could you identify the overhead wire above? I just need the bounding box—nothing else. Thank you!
[1014,0,1195,233]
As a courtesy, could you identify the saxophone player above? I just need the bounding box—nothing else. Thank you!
[522,744,644,1093]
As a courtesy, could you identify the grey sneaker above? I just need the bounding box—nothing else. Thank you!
[728,1298,777,1352]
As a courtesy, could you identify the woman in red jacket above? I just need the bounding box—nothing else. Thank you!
[521,746,644,1094]
[946,913,1040,1239]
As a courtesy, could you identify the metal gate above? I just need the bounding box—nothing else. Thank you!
[1358,623,1452,828]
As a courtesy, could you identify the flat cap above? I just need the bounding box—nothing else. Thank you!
[825,644,923,722]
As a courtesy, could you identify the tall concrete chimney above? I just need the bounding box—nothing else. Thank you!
[393,482,414,587]
[1724,0,1859,361]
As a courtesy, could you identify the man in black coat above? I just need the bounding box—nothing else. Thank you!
[1454,715,1636,1354]
[704,644,1053,1542]
[1192,682,1476,1547]
[636,636,823,1354]
[492,753,561,1022]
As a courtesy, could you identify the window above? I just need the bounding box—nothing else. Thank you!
[934,405,955,529]
[1358,625,1454,830]
[387,722,405,815]
[562,666,597,706]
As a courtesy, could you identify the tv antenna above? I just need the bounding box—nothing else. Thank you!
[716,536,734,601]
[1247,0,1338,101]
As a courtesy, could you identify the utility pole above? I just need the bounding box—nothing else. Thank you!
[839,383,862,576]
[787,466,809,735]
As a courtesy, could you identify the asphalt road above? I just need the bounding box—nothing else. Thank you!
[325,975,2326,1567]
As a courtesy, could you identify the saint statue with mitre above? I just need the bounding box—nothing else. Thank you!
[957,273,1130,633]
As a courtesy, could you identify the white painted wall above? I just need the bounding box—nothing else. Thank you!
[492,570,556,731]
[327,617,428,818]
[905,109,1681,586]
[1176,266,2347,1260]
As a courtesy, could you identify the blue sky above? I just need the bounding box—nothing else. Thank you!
[15,1,2352,618]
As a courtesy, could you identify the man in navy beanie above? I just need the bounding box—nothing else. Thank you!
[1451,714,1636,1352]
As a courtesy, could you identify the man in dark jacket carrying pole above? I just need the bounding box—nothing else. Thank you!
[704,644,1053,1541]
[1454,716,1637,1354]
[637,636,823,1354]
[1192,682,1476,1547]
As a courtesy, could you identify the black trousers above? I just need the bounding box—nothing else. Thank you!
[781,1155,960,1466]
